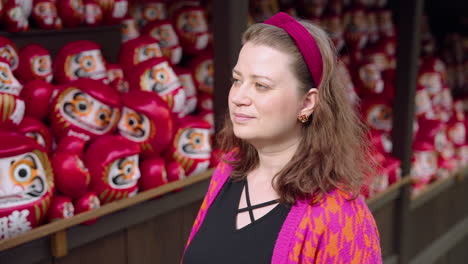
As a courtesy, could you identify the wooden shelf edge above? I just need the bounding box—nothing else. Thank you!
[367,176,411,212]
[0,25,121,37]
[0,169,214,251]
[408,167,467,210]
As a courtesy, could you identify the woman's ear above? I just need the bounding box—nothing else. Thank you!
[299,88,318,117]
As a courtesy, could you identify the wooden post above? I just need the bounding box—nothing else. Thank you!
[391,0,424,263]
[212,0,249,132]
[51,230,68,258]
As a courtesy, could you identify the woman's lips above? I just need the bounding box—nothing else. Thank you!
[233,113,255,123]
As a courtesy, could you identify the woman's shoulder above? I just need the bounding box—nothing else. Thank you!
[293,190,382,263]
[300,188,377,229]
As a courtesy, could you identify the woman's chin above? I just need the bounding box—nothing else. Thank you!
[233,126,256,141]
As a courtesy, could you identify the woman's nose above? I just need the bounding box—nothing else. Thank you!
[230,83,251,106]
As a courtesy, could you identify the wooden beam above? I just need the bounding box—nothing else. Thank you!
[212,0,248,132]
[391,0,424,263]
[50,230,67,258]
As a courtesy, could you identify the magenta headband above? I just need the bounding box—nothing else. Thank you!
[264,12,323,87]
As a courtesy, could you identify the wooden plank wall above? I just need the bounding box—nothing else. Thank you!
[374,199,398,260]
[28,200,202,264]
[408,176,468,264]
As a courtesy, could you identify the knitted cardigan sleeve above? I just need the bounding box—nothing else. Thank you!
[289,190,382,264]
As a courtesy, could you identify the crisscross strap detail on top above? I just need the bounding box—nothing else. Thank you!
[237,179,279,223]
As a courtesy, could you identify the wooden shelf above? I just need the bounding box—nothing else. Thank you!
[367,176,412,212]
[409,166,468,210]
[0,25,122,63]
[0,169,213,252]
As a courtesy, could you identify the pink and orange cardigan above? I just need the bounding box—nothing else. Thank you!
[182,159,383,263]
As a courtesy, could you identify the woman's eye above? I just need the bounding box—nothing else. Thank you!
[231,77,240,85]
[255,83,268,90]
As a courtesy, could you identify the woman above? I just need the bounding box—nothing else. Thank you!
[182,12,382,263]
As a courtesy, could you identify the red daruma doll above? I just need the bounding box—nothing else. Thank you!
[47,195,74,222]
[0,133,54,239]
[142,20,183,65]
[49,78,121,142]
[57,0,85,27]
[128,57,186,117]
[0,37,19,72]
[118,35,163,76]
[360,96,393,133]
[84,0,104,26]
[17,117,53,154]
[188,51,214,94]
[54,40,108,84]
[0,57,22,96]
[169,116,212,176]
[174,66,198,115]
[173,6,210,54]
[118,90,173,158]
[16,44,53,83]
[31,0,61,30]
[85,135,141,204]
[3,1,29,32]
[20,80,55,122]
[121,16,140,43]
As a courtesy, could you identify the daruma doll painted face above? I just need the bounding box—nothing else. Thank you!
[121,16,140,43]
[16,44,53,83]
[128,57,186,117]
[173,6,209,54]
[84,135,141,205]
[170,117,212,176]
[142,20,182,65]
[32,0,60,30]
[0,37,19,72]
[118,36,163,76]
[0,58,22,96]
[0,133,54,239]
[54,40,108,84]
[360,97,393,132]
[118,90,173,158]
[49,78,121,142]
[189,51,214,94]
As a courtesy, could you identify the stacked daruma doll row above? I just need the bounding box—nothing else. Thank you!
[120,0,215,125]
[408,16,468,196]
[0,22,216,239]
[0,0,129,32]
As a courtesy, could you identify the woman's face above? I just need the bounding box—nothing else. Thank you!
[229,42,304,144]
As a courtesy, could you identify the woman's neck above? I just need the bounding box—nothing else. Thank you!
[249,136,301,183]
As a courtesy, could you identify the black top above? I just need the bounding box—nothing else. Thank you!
[183,177,291,264]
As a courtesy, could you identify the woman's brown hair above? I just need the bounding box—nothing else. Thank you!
[217,19,376,205]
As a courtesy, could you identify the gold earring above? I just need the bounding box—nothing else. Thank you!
[298,114,309,123]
